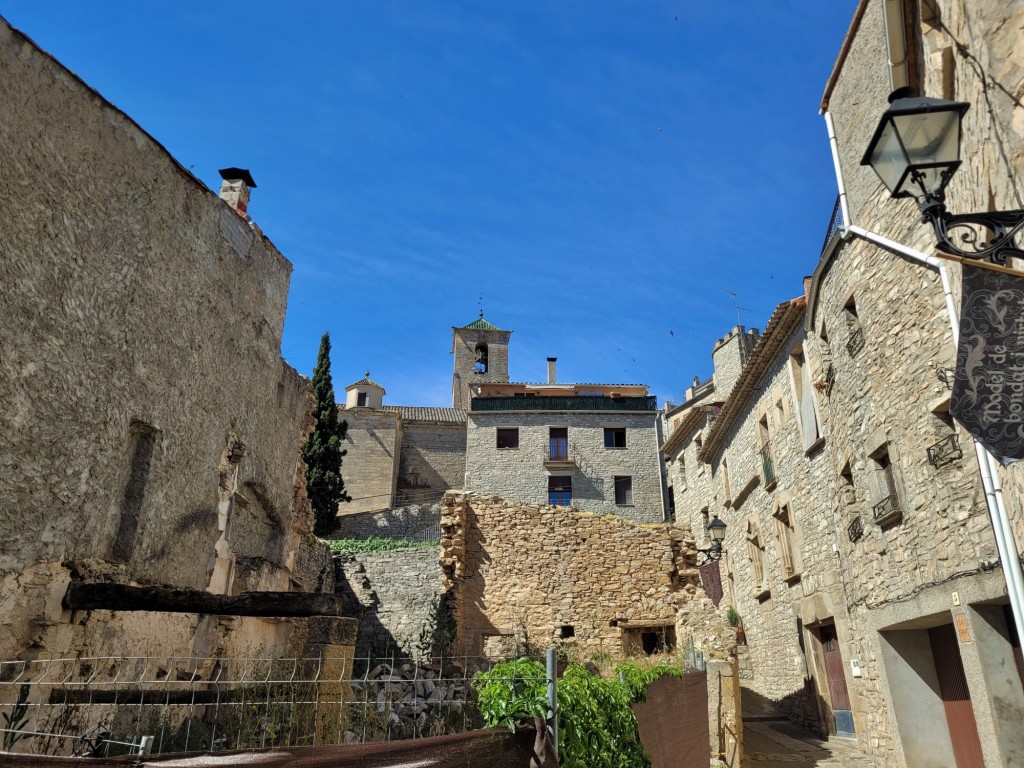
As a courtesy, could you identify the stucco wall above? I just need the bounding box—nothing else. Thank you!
[0,17,317,661]
[465,411,664,522]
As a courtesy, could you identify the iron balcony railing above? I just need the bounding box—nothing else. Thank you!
[821,194,843,255]
[847,516,864,543]
[927,433,963,468]
[760,444,776,486]
[872,494,902,525]
[471,395,658,412]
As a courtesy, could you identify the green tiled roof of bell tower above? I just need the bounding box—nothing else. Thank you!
[461,313,505,331]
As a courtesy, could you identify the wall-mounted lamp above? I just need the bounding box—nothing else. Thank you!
[861,88,1024,263]
[695,515,727,566]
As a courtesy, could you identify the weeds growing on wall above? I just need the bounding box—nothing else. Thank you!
[474,658,679,768]
[328,536,438,554]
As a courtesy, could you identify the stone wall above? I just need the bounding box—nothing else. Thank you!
[322,503,442,541]
[439,491,731,661]
[334,547,445,658]
[340,409,401,514]
[398,422,467,499]
[465,411,664,522]
[0,17,321,662]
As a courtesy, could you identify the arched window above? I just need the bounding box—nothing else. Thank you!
[474,343,488,373]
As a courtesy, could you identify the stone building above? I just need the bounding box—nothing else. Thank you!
[465,379,664,522]
[663,3,1024,766]
[0,17,348,665]
[337,314,666,524]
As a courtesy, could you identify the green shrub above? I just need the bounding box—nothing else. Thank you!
[474,659,676,768]
[473,658,548,732]
[327,537,437,554]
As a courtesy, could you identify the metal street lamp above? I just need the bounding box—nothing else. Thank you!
[861,88,1024,264]
[695,515,727,566]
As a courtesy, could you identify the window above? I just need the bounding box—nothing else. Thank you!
[560,625,575,639]
[496,428,519,449]
[790,348,822,451]
[549,427,568,461]
[614,476,633,506]
[870,444,902,526]
[113,422,159,562]
[759,415,776,486]
[747,521,768,596]
[604,427,626,448]
[549,475,572,506]
[474,343,488,374]
[844,296,865,357]
[720,457,732,505]
[773,503,801,580]
[623,625,676,656]
[357,391,368,407]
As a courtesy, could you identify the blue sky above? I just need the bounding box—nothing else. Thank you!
[5,2,859,407]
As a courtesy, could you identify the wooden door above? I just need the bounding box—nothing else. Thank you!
[929,623,985,768]
[819,624,854,736]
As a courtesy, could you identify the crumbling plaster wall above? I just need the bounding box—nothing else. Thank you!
[439,492,733,661]
[0,17,317,660]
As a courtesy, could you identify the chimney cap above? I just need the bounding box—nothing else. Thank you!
[547,357,557,362]
[218,167,257,188]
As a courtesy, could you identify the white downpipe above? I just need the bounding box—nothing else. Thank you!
[824,111,1024,640]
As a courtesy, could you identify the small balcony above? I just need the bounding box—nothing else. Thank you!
[872,494,902,528]
[760,444,777,488]
[544,437,575,470]
[927,433,963,468]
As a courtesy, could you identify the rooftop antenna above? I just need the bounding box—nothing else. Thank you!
[723,290,750,327]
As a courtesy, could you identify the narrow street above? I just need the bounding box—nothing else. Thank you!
[740,680,874,768]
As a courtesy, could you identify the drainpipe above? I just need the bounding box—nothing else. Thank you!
[822,111,1024,641]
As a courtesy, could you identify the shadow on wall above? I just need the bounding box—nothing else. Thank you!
[740,681,824,737]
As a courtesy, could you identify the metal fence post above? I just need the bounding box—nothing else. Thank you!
[545,647,558,761]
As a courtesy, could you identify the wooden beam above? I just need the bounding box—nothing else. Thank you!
[934,249,1024,278]
[63,581,346,618]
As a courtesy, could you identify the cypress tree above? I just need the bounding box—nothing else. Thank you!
[303,332,350,536]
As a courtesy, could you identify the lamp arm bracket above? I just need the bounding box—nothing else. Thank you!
[921,200,1024,264]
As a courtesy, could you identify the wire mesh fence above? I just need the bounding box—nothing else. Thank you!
[0,652,545,758]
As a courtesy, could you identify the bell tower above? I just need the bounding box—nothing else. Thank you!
[452,312,512,409]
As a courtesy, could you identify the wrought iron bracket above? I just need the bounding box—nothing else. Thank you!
[695,544,724,567]
[919,196,1024,264]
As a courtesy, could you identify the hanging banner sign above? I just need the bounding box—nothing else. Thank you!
[951,264,1024,460]
[699,560,723,607]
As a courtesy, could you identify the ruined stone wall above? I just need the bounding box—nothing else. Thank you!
[334,547,445,658]
[323,503,442,541]
[398,422,467,499]
[465,412,664,522]
[0,18,316,660]
[340,409,400,514]
[439,492,731,661]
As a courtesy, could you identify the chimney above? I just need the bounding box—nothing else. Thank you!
[218,167,257,217]
[547,357,557,384]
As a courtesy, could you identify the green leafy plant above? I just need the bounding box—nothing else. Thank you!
[727,607,741,627]
[473,658,548,732]
[474,659,664,768]
[558,664,650,768]
[614,662,682,704]
[3,684,31,751]
[328,536,438,554]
